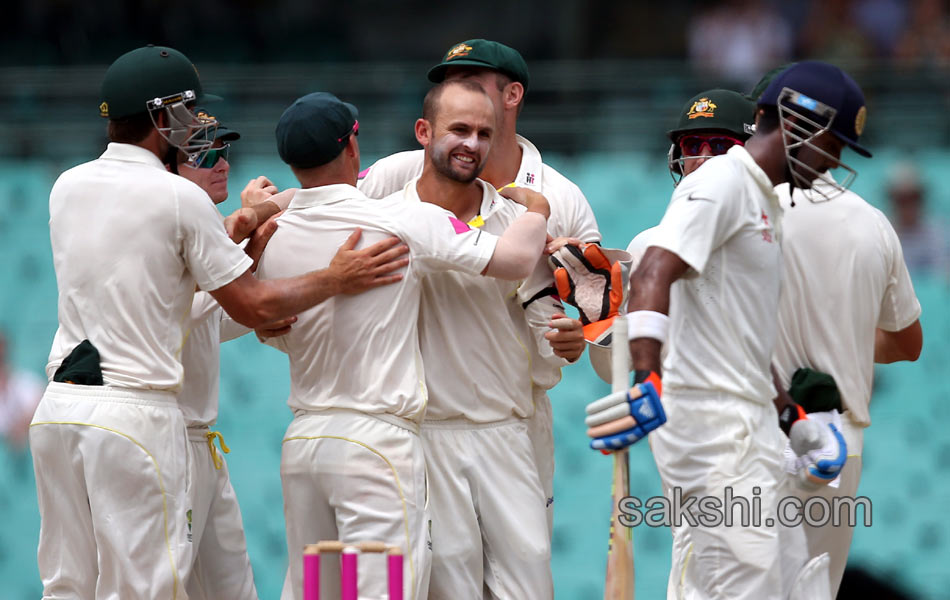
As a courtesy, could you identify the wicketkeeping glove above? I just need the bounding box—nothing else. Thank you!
[549,244,632,345]
[586,371,666,451]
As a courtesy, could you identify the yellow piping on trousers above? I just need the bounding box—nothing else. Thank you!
[31,420,183,600]
[283,434,417,595]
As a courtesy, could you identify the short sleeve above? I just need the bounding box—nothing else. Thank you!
[178,186,253,291]
[649,165,744,274]
[626,226,661,271]
[357,151,425,200]
[390,202,498,277]
[877,213,922,331]
[563,180,601,243]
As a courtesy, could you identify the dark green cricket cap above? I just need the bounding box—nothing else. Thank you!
[667,89,755,142]
[788,367,842,413]
[99,45,220,120]
[276,92,359,169]
[194,108,240,141]
[427,39,529,90]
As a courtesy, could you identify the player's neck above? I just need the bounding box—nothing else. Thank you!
[416,167,483,222]
[477,127,522,188]
[745,131,789,186]
[135,129,169,163]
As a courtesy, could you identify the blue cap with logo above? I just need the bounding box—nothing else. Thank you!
[758,61,871,158]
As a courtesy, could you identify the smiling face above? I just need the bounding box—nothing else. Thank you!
[425,85,495,183]
[178,139,230,203]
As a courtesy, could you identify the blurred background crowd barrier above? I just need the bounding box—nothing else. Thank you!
[2,0,950,597]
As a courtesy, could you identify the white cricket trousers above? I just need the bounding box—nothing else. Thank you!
[649,390,810,600]
[30,382,194,600]
[791,414,865,598]
[280,409,429,600]
[526,388,555,537]
[186,426,258,600]
[422,418,553,600]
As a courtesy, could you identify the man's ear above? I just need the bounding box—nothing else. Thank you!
[345,134,359,158]
[503,81,524,112]
[414,118,432,148]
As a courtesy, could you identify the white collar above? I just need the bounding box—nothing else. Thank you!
[404,176,505,218]
[288,183,364,209]
[100,143,167,170]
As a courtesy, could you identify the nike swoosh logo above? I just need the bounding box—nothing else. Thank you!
[687,193,715,202]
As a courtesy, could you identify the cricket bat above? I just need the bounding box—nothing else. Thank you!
[604,314,634,600]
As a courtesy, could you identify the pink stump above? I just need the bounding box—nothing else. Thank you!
[388,551,404,600]
[341,547,359,600]
[303,551,320,600]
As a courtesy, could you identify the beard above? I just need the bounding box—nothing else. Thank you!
[430,143,484,183]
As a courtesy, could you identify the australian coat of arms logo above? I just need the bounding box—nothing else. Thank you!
[446,44,473,60]
[687,98,717,119]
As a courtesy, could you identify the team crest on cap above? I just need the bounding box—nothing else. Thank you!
[855,106,867,136]
[99,102,109,117]
[195,110,216,124]
[446,43,473,60]
[687,98,717,119]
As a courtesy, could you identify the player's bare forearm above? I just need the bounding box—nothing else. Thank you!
[225,202,281,244]
[498,186,551,220]
[629,337,662,374]
[483,213,547,280]
[626,247,689,373]
[250,200,281,227]
[212,229,409,327]
[211,269,344,328]
[874,320,923,363]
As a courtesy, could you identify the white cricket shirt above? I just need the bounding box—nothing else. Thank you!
[255,183,497,422]
[773,178,921,426]
[648,145,783,403]
[384,179,548,422]
[46,143,253,391]
[358,135,598,393]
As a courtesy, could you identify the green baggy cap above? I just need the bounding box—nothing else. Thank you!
[427,39,529,90]
[789,367,843,413]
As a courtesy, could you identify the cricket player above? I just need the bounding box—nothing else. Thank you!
[257,84,550,600]
[171,115,287,599]
[588,89,756,382]
[774,173,922,597]
[607,61,869,599]
[30,45,407,599]
[358,37,598,540]
[773,175,922,596]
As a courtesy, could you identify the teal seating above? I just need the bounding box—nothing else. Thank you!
[4,154,950,599]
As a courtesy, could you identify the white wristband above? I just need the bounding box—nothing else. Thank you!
[627,310,669,344]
